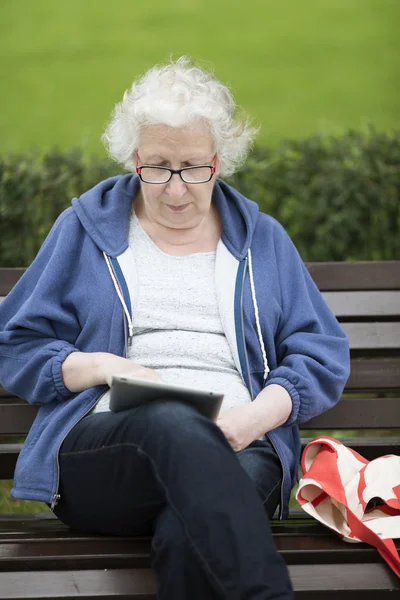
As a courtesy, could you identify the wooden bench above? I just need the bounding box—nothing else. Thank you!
[1,262,399,599]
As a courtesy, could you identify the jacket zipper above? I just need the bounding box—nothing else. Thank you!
[51,257,131,510]
[240,257,285,520]
[50,394,102,510]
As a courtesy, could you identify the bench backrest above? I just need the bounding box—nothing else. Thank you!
[1,262,400,480]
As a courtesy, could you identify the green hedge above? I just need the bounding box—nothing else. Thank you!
[1,128,399,267]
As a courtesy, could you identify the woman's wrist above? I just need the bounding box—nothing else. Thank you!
[94,353,124,386]
[62,352,125,392]
[251,384,293,434]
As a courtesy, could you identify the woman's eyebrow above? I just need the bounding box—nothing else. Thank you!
[144,155,166,162]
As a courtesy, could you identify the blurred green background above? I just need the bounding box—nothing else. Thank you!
[0,0,399,512]
[1,0,399,154]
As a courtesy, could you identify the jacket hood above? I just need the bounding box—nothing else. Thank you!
[72,174,261,260]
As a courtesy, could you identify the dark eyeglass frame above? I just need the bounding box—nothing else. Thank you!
[135,153,217,184]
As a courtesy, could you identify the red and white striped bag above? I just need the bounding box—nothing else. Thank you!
[296,436,400,577]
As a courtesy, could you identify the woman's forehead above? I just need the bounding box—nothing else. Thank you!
[138,124,215,159]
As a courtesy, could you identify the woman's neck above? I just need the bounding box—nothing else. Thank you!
[133,196,221,256]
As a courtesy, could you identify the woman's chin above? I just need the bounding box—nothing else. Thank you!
[161,205,198,227]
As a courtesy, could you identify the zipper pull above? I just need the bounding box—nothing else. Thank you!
[50,493,61,510]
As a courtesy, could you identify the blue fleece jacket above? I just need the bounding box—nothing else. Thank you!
[0,175,350,517]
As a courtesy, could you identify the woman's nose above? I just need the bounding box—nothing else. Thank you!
[165,174,187,199]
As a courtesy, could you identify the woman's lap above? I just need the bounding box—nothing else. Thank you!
[54,401,282,533]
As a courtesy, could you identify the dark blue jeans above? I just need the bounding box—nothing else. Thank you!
[54,400,293,599]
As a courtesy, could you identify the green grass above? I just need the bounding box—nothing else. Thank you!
[0,0,399,154]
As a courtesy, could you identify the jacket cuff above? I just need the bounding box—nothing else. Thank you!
[264,376,301,426]
[52,345,79,400]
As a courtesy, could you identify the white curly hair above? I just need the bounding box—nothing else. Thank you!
[101,56,258,177]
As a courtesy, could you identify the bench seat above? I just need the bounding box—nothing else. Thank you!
[0,513,399,599]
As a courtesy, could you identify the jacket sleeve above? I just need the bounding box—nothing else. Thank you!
[0,210,82,405]
[264,221,351,426]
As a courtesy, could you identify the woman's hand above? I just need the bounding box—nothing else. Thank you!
[62,351,161,393]
[216,405,262,452]
[104,358,162,387]
[216,385,293,452]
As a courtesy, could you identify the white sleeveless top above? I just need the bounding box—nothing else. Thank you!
[93,210,252,413]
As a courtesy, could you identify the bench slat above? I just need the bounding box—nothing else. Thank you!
[347,359,400,390]
[0,404,39,435]
[0,563,398,599]
[343,322,400,349]
[0,269,26,296]
[323,291,400,317]
[0,445,23,480]
[307,261,400,291]
[0,568,156,600]
[0,511,312,537]
[0,388,21,399]
[302,397,400,429]
[1,534,399,571]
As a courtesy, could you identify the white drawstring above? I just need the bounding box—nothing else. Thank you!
[247,248,269,383]
[103,252,134,341]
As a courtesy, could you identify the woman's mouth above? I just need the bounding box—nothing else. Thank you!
[166,203,190,212]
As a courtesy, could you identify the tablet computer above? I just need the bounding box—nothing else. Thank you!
[109,375,224,420]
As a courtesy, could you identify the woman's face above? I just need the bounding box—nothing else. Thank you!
[135,123,218,230]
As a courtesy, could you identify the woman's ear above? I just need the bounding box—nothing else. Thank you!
[134,150,140,173]
[213,153,219,177]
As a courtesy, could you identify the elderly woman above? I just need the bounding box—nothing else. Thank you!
[0,58,349,599]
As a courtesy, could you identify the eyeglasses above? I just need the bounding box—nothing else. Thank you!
[136,153,217,184]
